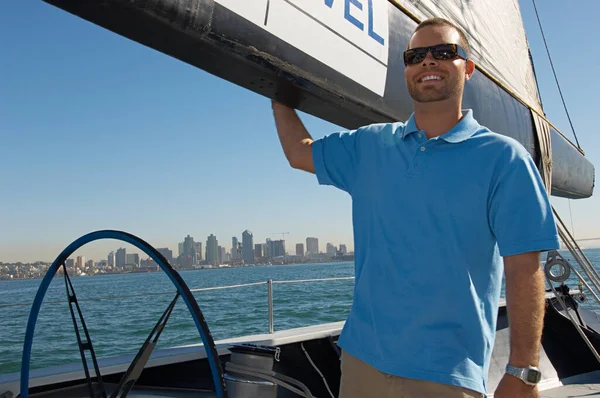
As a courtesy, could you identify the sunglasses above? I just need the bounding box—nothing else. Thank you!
[403,43,468,65]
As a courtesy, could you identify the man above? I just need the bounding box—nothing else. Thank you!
[271,17,559,398]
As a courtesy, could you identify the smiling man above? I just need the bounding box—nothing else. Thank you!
[271,18,559,398]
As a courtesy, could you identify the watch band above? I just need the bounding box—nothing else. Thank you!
[505,364,542,385]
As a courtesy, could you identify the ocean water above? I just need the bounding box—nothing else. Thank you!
[1,249,599,375]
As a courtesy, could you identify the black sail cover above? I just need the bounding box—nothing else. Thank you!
[42,0,594,198]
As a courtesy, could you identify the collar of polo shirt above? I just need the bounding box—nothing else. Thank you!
[402,109,479,143]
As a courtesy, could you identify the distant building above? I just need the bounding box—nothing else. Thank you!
[116,248,126,268]
[339,244,347,255]
[254,243,265,258]
[242,230,254,264]
[178,235,196,267]
[126,253,140,267]
[206,234,218,266]
[219,246,226,264]
[270,240,286,258]
[326,243,336,257]
[296,243,304,257]
[194,242,203,262]
[232,237,239,261]
[306,237,319,255]
[108,251,115,267]
[76,256,85,269]
[157,248,173,263]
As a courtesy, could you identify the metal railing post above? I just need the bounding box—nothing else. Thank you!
[268,279,274,334]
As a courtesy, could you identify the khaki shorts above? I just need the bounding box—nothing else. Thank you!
[339,350,484,398]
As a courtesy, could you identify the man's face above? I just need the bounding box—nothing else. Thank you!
[404,25,471,104]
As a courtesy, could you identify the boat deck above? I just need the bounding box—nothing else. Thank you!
[31,382,217,398]
[29,375,600,397]
[9,317,600,398]
[539,370,600,397]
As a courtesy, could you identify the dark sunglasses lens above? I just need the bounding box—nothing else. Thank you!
[404,49,426,64]
[432,44,458,60]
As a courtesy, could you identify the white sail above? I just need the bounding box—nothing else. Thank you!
[394,0,543,112]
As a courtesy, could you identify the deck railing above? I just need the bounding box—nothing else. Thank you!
[0,276,356,334]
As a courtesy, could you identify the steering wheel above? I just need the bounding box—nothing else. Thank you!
[19,230,227,398]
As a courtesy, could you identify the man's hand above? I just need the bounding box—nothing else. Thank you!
[494,374,539,398]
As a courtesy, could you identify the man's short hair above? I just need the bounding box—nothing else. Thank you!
[412,17,470,58]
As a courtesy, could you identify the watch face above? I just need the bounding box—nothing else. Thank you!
[526,369,541,383]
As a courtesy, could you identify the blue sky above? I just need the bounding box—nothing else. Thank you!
[1,0,599,263]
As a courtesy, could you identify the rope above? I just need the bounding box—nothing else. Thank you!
[557,228,600,295]
[568,199,576,239]
[567,265,600,305]
[546,278,600,364]
[301,342,336,398]
[553,208,600,288]
[531,0,581,149]
[545,206,600,366]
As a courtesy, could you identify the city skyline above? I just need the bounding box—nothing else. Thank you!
[3,227,599,265]
[0,229,353,264]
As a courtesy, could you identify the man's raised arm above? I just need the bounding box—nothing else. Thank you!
[271,100,315,174]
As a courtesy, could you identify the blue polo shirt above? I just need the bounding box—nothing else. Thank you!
[312,110,559,394]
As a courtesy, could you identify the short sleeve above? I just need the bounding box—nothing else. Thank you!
[488,145,560,257]
[312,128,362,194]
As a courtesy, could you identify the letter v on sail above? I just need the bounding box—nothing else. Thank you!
[214,0,390,96]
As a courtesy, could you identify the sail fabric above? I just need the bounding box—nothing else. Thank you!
[393,0,543,113]
[532,111,553,193]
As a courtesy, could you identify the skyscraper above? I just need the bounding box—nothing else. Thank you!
[326,243,336,257]
[254,243,265,258]
[181,235,196,268]
[270,240,286,258]
[126,253,140,267]
[194,242,203,263]
[306,237,319,255]
[296,243,304,257]
[107,251,115,267]
[265,238,272,259]
[219,246,226,264]
[242,230,254,264]
[206,234,218,266]
[183,235,195,257]
[116,248,126,268]
[157,248,173,263]
[339,244,347,255]
[76,256,85,269]
[232,237,239,260]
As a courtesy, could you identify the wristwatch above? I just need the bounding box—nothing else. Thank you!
[505,364,542,385]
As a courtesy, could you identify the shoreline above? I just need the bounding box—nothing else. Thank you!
[0,257,355,282]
